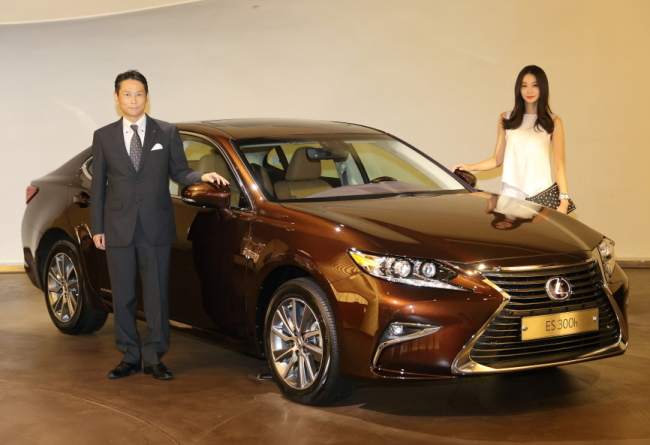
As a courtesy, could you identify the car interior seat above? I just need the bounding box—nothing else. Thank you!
[250,163,275,197]
[197,152,241,206]
[274,147,333,199]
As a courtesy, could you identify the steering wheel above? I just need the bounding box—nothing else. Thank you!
[370,176,398,183]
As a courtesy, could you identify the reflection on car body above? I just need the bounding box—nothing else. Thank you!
[22,119,629,405]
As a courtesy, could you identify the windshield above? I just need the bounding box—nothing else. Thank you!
[235,134,467,202]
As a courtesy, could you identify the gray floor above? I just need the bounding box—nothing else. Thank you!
[1,270,649,445]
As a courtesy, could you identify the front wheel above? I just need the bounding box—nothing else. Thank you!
[264,277,355,405]
[43,240,108,335]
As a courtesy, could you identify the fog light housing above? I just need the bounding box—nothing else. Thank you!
[373,322,442,369]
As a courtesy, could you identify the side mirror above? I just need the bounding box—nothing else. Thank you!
[453,169,477,188]
[181,182,233,221]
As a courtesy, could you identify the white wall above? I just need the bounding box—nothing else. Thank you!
[0,0,201,24]
[1,0,648,265]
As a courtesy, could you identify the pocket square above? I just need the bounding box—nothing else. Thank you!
[152,143,163,151]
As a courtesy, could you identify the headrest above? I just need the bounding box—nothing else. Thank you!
[197,153,228,176]
[250,163,274,195]
[184,143,208,160]
[285,147,322,181]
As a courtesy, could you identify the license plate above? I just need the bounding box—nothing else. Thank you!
[521,308,599,341]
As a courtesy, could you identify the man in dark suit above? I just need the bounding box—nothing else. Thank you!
[91,70,227,380]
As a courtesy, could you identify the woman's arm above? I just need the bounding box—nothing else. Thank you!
[552,117,570,214]
[451,113,507,172]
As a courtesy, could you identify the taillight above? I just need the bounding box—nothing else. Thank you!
[26,186,39,204]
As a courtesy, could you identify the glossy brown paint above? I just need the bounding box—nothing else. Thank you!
[22,150,92,287]
[22,119,629,386]
[66,161,112,312]
[179,119,385,140]
[168,198,253,340]
[242,201,361,351]
[167,131,256,342]
[609,264,629,319]
[328,271,505,379]
[280,195,604,264]
[181,182,232,218]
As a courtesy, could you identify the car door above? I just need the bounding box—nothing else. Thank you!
[167,133,253,340]
[66,155,113,302]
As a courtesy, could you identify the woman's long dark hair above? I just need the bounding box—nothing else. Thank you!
[490,212,531,230]
[501,65,554,134]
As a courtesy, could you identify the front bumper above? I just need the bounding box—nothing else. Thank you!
[332,252,629,380]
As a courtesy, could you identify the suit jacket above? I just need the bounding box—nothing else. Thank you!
[90,115,203,247]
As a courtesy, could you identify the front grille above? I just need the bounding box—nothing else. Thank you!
[470,261,620,368]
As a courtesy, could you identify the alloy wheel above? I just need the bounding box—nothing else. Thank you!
[269,297,324,390]
[46,252,79,323]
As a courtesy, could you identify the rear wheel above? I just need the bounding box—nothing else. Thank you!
[264,277,355,405]
[44,240,107,334]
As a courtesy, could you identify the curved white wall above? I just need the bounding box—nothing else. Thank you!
[1,0,648,264]
[0,0,202,24]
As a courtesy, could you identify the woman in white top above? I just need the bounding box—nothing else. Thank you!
[452,65,571,214]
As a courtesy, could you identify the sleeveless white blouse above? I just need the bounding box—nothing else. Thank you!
[501,113,554,198]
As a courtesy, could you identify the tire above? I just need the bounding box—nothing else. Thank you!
[43,240,108,335]
[264,277,355,405]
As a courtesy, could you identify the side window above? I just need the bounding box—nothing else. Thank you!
[171,134,245,208]
[168,138,213,196]
[266,147,284,170]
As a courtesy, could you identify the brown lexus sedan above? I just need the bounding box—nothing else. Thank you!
[22,119,629,405]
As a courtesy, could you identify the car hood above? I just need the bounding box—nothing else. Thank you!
[281,192,603,264]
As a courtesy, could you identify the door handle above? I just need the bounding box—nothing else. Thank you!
[73,192,91,208]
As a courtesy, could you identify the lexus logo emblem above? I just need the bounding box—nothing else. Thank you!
[545,277,572,301]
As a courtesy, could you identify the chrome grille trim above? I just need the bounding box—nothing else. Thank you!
[452,253,627,375]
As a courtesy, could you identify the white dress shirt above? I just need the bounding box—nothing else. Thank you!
[122,115,147,155]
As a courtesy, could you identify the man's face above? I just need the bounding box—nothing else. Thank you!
[113,79,148,123]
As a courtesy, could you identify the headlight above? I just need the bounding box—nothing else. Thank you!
[597,237,616,277]
[348,249,470,291]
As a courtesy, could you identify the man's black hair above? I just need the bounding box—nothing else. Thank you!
[114,70,148,94]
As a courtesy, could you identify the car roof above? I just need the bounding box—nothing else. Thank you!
[176,118,387,139]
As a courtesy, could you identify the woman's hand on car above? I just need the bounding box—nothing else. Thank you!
[451,163,471,172]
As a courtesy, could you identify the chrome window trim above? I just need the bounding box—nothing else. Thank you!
[451,253,627,375]
[372,323,442,370]
[81,156,93,179]
[177,131,254,211]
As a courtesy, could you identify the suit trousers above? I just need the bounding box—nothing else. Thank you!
[106,213,171,366]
